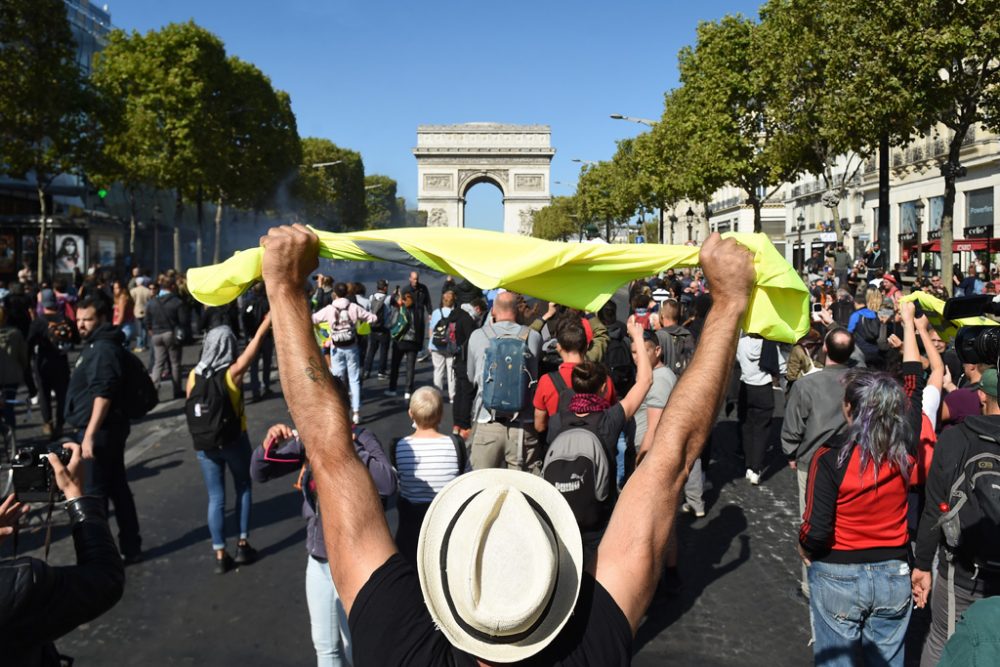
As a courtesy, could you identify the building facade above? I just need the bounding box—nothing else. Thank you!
[783,124,1000,275]
[0,1,119,281]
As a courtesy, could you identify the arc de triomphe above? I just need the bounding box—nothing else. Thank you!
[414,123,554,235]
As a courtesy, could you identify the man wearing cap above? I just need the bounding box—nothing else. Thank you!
[259,224,755,665]
[913,368,1000,666]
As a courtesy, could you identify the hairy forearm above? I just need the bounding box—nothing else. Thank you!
[268,284,396,613]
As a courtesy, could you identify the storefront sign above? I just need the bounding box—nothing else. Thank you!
[928,228,943,240]
[965,225,992,239]
[967,188,994,231]
[898,231,917,244]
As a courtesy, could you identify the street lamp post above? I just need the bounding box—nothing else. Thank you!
[796,213,805,273]
[668,214,678,245]
[685,207,695,242]
[914,200,925,281]
[609,113,658,127]
[152,204,162,277]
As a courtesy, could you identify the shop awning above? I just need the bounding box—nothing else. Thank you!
[920,238,1000,253]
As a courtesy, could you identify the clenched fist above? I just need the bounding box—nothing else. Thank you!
[259,224,319,291]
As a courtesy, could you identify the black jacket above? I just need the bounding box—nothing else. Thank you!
[146,292,190,334]
[0,497,125,666]
[915,414,1000,587]
[64,324,126,429]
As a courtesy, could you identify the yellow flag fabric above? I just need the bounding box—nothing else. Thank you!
[186,227,810,343]
[898,291,998,341]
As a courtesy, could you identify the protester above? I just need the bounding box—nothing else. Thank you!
[259,224,754,665]
[363,279,392,380]
[781,328,855,596]
[0,306,28,431]
[389,386,468,564]
[241,282,275,402]
[312,282,378,425]
[799,303,924,667]
[736,333,784,485]
[0,443,125,665]
[65,295,143,563]
[112,279,135,347]
[655,299,694,377]
[402,271,432,364]
[27,290,79,439]
[533,318,616,436]
[386,290,420,399]
[186,311,272,573]
[428,290,458,403]
[466,291,542,472]
[451,297,488,440]
[130,277,151,352]
[913,366,1000,666]
[146,276,189,400]
[251,410,397,667]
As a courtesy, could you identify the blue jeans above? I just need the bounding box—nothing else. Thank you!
[305,555,352,667]
[196,433,253,550]
[330,344,361,413]
[134,317,147,349]
[809,559,912,667]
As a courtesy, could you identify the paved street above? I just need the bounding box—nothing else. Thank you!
[4,273,813,665]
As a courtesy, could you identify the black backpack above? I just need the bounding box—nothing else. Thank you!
[603,322,634,398]
[936,425,1000,571]
[854,316,881,363]
[119,348,159,420]
[431,310,461,356]
[185,372,241,451]
[369,292,390,330]
[542,411,612,533]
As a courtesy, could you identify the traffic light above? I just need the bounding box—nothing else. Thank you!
[97,187,108,200]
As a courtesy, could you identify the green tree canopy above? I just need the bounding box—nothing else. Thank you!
[0,0,99,277]
[530,196,580,241]
[364,174,402,229]
[674,14,815,231]
[294,138,367,231]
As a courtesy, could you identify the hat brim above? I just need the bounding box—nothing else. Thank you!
[417,470,583,663]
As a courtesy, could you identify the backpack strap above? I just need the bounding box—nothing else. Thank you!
[450,434,468,474]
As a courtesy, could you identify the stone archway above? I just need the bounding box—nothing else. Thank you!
[414,123,554,235]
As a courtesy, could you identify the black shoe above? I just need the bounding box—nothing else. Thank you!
[261,388,275,399]
[234,541,257,565]
[215,552,234,575]
[122,551,143,566]
[377,372,389,380]
[251,393,262,403]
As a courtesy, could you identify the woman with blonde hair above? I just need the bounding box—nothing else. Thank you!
[428,290,457,402]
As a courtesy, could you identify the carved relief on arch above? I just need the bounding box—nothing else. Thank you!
[458,169,509,194]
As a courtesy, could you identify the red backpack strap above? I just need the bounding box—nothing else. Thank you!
[581,317,593,345]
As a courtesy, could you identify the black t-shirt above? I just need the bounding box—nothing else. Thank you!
[349,554,632,666]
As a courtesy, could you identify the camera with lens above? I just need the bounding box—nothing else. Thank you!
[943,295,1000,364]
[10,443,72,502]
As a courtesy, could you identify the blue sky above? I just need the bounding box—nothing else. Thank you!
[108,0,762,231]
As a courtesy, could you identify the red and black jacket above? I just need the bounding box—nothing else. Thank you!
[799,362,923,564]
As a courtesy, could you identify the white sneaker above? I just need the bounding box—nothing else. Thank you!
[747,469,761,486]
[681,502,706,518]
[383,390,397,397]
[404,392,412,400]
[352,412,360,425]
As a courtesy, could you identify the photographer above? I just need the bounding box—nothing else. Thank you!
[0,443,125,666]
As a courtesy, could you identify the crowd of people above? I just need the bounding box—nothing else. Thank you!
[2,232,1000,665]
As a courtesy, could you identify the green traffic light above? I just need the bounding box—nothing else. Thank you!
[97,187,108,199]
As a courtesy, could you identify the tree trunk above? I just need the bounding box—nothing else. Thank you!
[213,196,224,264]
[825,159,846,245]
[195,186,204,268]
[878,133,891,260]
[173,189,183,272]
[605,218,611,243]
[36,184,47,280]
[750,195,763,234]
[940,133,966,294]
[128,187,137,261]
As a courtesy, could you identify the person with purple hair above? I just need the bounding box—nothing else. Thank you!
[799,301,924,666]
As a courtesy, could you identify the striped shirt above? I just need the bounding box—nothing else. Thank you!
[395,436,462,503]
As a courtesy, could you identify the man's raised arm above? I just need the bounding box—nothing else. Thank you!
[595,233,754,632]
[261,225,397,614]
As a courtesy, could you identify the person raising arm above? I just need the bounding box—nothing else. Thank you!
[595,233,755,632]
[260,225,397,615]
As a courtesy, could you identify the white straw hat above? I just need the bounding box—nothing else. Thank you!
[417,469,584,663]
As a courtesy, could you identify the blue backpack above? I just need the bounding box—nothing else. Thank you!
[481,323,532,415]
